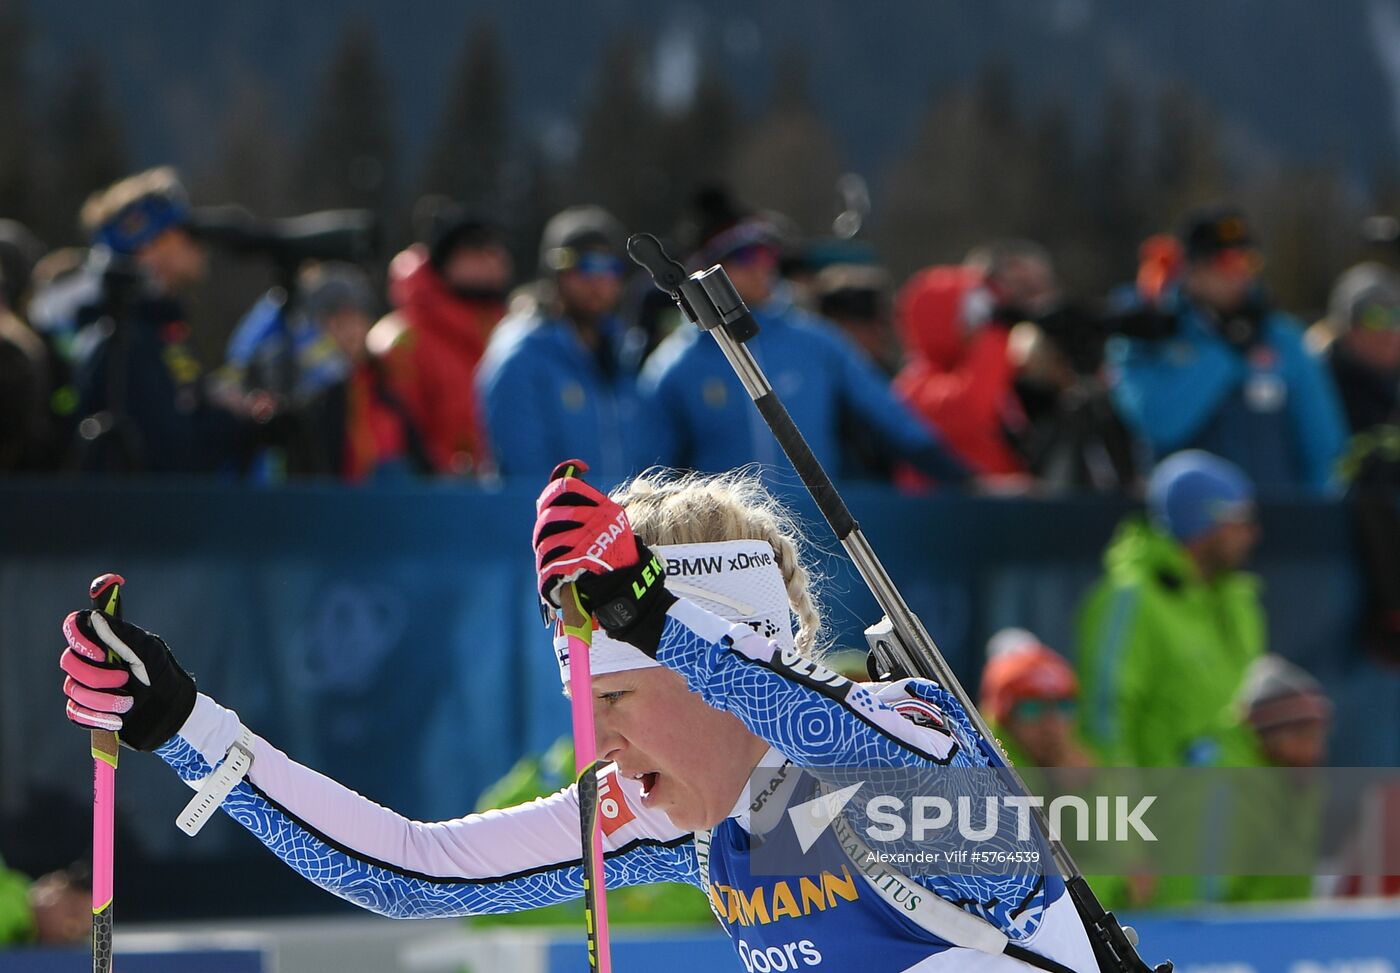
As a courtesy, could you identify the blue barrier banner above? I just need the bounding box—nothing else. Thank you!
[0,947,265,972]
[1,478,1397,921]
[542,909,1400,973]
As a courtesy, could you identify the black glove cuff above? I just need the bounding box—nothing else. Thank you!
[123,664,197,752]
[575,542,677,657]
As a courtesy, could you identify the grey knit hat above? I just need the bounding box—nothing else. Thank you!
[1329,262,1400,333]
[1237,655,1333,732]
[300,262,376,320]
[538,206,625,274]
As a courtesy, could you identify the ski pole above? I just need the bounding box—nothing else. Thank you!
[553,463,614,973]
[626,233,1171,973]
[87,572,124,973]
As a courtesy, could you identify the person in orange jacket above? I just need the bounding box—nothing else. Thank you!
[894,241,1059,478]
[368,206,512,476]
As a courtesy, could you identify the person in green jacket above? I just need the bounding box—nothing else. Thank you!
[1076,450,1264,768]
[0,854,34,947]
[470,737,714,928]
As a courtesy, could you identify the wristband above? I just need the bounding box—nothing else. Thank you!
[578,545,676,655]
[176,725,255,836]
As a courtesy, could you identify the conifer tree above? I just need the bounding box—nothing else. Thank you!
[296,24,398,226]
[573,33,665,232]
[730,47,844,236]
[44,54,128,246]
[0,0,37,230]
[421,19,508,211]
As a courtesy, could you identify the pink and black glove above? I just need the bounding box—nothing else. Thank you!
[533,459,675,652]
[61,610,196,752]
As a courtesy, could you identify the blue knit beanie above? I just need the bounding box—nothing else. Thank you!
[1147,450,1255,542]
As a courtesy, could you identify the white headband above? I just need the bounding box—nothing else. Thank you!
[554,539,794,682]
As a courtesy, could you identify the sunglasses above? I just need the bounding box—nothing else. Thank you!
[723,244,778,268]
[1357,303,1400,332]
[1010,698,1077,720]
[571,251,627,278]
[1204,247,1264,278]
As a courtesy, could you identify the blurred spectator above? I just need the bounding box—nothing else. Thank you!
[1219,655,1332,770]
[216,265,353,478]
[817,263,903,480]
[785,235,879,313]
[643,218,968,484]
[476,205,649,481]
[369,203,511,476]
[894,241,1058,478]
[979,628,1096,768]
[815,263,898,374]
[303,263,431,482]
[1076,450,1264,766]
[1320,262,1400,443]
[1106,206,1347,493]
[978,629,1154,909]
[26,862,90,946]
[0,221,43,315]
[0,853,33,946]
[0,221,58,471]
[26,247,106,458]
[68,167,253,473]
[1202,656,1332,904]
[25,246,96,372]
[1319,264,1400,662]
[0,858,92,948]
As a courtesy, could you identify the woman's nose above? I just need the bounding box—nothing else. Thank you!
[594,717,625,762]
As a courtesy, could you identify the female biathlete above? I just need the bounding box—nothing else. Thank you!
[59,462,1098,973]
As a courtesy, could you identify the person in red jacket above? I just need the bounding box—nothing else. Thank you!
[368,206,512,476]
[894,240,1059,477]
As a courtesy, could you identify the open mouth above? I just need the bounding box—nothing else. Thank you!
[640,772,659,801]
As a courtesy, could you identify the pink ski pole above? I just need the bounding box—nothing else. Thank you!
[87,572,124,973]
[560,579,613,973]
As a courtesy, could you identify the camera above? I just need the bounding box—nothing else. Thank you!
[1033,301,1178,375]
[188,206,379,269]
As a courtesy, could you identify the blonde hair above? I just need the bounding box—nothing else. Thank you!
[612,468,824,657]
[80,166,187,236]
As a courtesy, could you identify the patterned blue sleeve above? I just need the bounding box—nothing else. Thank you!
[155,734,698,919]
[656,601,1060,940]
[656,600,988,772]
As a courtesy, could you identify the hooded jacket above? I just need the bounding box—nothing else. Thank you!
[370,245,505,476]
[893,266,1026,476]
[1074,518,1264,767]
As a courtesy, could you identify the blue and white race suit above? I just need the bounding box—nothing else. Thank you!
[158,598,1096,972]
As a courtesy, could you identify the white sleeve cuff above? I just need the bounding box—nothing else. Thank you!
[667,597,743,646]
[173,693,249,786]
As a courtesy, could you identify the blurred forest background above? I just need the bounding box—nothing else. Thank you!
[5,0,1400,359]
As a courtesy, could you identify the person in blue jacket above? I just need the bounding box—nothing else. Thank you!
[641,219,969,485]
[476,206,653,484]
[1106,207,1347,493]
